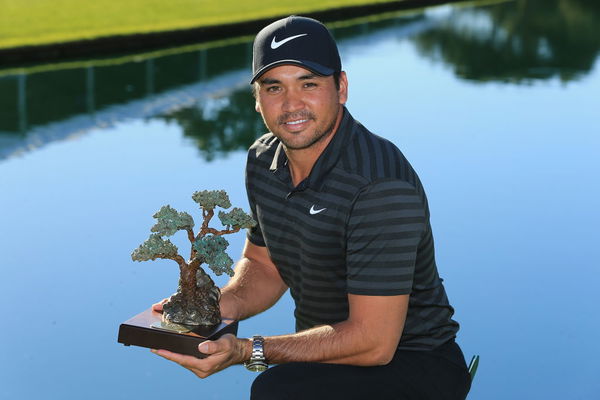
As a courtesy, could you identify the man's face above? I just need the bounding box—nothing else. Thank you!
[254,65,348,150]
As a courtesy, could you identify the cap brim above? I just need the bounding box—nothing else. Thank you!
[250,59,335,84]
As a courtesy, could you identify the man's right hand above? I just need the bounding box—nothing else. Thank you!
[152,298,169,312]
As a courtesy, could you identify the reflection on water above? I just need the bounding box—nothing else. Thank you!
[1,1,599,399]
[0,42,252,132]
[413,0,600,82]
[159,88,264,161]
[0,41,254,160]
[1,0,599,162]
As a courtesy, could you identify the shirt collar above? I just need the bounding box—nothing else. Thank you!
[269,107,354,191]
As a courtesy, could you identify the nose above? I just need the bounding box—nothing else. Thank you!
[282,88,304,113]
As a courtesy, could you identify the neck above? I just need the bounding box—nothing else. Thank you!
[285,107,344,187]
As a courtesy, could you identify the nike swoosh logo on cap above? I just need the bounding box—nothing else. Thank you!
[271,33,308,49]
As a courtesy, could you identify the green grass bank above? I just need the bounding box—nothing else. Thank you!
[0,0,420,50]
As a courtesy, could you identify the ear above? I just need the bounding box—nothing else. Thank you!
[337,71,348,105]
[255,100,261,113]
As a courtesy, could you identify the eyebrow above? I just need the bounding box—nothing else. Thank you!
[259,77,280,85]
[298,73,318,80]
[258,72,320,86]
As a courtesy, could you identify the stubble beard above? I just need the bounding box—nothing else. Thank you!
[267,110,338,151]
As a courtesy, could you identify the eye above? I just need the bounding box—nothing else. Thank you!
[303,82,317,89]
[265,85,281,93]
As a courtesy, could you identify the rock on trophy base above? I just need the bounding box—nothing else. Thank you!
[118,308,238,358]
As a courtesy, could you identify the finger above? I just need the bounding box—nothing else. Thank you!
[151,303,162,312]
[187,366,211,379]
[151,350,212,378]
[152,349,203,368]
[152,298,168,312]
[152,349,215,376]
[198,340,217,355]
[198,335,235,355]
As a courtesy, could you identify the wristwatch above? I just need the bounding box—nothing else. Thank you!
[244,335,268,372]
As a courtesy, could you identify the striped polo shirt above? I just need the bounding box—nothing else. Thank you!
[245,108,459,350]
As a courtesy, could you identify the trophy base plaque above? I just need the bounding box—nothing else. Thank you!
[118,308,238,358]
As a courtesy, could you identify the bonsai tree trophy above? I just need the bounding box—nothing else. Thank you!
[118,189,255,358]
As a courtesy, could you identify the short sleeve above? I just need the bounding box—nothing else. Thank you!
[346,179,426,295]
[245,158,266,247]
[246,197,266,247]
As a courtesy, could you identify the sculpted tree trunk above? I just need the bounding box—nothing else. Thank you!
[131,190,255,327]
[161,258,221,326]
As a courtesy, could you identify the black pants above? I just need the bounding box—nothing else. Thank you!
[251,340,471,400]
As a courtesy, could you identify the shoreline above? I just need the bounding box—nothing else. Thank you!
[0,0,462,67]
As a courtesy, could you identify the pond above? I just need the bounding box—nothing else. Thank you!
[1,0,599,398]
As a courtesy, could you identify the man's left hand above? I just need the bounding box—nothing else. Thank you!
[152,334,250,378]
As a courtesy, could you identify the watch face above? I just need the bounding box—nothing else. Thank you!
[246,362,268,372]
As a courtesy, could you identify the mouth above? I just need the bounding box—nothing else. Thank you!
[278,111,315,128]
[284,119,309,126]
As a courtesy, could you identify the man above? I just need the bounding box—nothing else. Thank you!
[153,16,471,399]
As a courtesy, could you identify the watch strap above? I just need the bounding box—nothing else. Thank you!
[245,335,268,372]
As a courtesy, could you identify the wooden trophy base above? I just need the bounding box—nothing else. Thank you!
[118,308,238,358]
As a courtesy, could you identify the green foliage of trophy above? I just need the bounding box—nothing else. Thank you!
[118,189,255,357]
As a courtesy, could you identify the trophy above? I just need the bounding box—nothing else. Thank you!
[118,190,255,358]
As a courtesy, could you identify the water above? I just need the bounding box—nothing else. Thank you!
[1,0,599,398]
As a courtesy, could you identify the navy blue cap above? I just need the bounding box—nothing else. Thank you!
[251,16,342,84]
